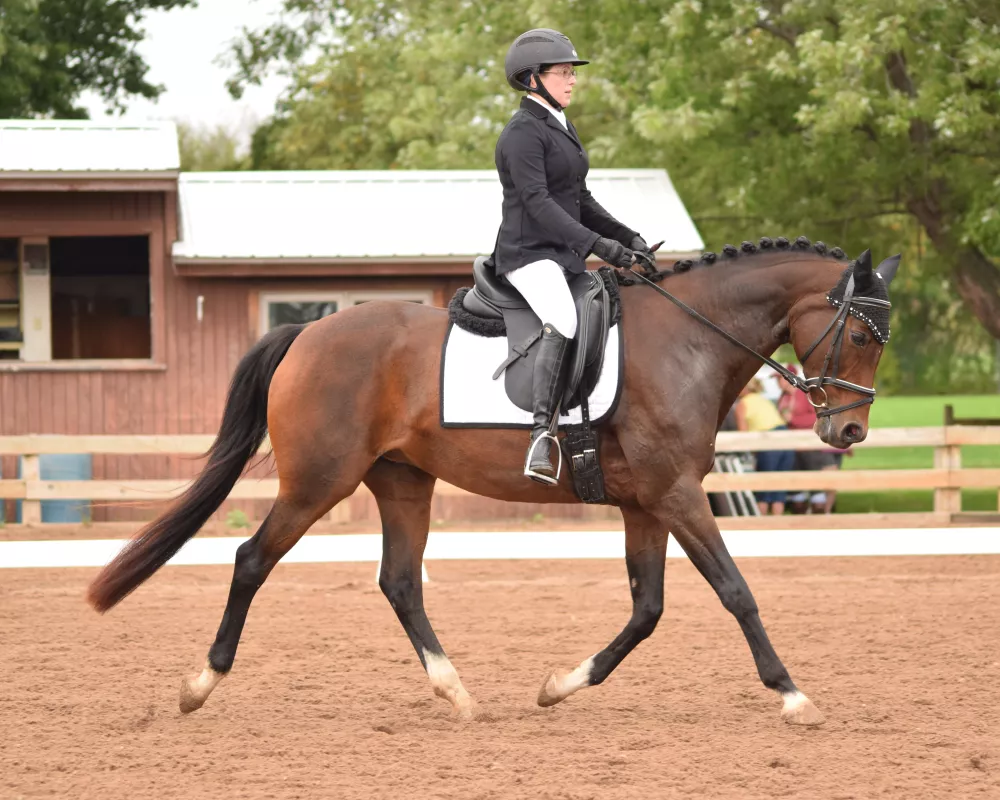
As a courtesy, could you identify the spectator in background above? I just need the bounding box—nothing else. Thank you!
[755,365,784,404]
[777,363,850,514]
[733,378,794,515]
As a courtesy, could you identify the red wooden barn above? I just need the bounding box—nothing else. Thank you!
[0,120,704,524]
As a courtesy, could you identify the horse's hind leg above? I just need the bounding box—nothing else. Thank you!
[365,459,477,720]
[179,478,360,713]
[538,504,667,707]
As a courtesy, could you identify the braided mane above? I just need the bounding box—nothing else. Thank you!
[617,235,849,285]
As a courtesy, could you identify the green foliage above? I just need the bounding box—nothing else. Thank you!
[225,1,1000,387]
[177,121,250,172]
[228,0,528,170]
[225,508,252,530]
[0,0,195,118]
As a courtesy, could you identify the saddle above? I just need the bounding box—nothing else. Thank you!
[461,256,613,414]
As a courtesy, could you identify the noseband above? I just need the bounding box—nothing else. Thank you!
[625,262,891,418]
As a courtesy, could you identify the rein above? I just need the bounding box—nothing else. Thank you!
[625,254,891,418]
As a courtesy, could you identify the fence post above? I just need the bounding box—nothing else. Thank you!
[933,440,962,516]
[21,453,41,525]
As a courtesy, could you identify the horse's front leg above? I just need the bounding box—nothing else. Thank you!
[653,476,825,726]
[538,504,667,706]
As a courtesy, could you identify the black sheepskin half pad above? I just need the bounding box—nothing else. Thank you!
[447,270,622,338]
[448,287,506,337]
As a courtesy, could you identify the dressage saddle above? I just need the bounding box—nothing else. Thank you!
[461,256,612,414]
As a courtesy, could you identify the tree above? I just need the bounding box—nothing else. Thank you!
[566,0,1000,340]
[177,121,249,172]
[226,0,521,170]
[228,1,1000,375]
[0,0,195,118]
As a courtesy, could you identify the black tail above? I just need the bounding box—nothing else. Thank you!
[87,323,307,612]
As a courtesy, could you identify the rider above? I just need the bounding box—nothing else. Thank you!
[491,28,654,485]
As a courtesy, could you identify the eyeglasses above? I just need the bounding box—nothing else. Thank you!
[543,67,577,79]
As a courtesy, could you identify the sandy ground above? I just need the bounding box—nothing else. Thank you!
[1,553,998,799]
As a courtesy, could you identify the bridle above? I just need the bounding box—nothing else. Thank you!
[626,252,891,418]
[796,274,891,416]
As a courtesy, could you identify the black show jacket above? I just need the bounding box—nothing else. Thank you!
[488,96,638,276]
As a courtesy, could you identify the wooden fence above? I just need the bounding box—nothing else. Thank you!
[0,426,998,527]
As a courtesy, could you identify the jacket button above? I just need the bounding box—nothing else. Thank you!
[575,199,580,205]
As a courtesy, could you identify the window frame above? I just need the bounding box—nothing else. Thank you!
[0,224,165,372]
[258,289,434,335]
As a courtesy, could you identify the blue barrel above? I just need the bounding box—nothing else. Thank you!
[15,454,93,523]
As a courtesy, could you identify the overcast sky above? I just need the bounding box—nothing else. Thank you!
[79,0,290,149]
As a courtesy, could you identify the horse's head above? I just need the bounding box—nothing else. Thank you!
[789,249,900,449]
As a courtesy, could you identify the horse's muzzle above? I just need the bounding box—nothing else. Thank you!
[816,416,867,449]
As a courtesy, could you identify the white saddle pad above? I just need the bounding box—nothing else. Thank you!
[440,323,623,428]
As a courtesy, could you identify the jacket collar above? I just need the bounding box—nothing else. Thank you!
[520,94,549,119]
[519,95,581,147]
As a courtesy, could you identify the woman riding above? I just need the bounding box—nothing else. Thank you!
[491,28,654,484]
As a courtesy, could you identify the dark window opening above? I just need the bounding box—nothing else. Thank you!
[268,301,339,329]
[0,238,19,360]
[50,236,151,360]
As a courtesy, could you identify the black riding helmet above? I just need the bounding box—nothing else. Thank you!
[504,28,589,111]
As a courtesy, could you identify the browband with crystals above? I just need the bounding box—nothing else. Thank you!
[826,270,892,343]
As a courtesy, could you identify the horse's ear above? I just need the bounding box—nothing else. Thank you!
[852,248,873,291]
[875,253,901,287]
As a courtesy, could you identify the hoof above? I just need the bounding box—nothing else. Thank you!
[179,676,206,714]
[537,657,595,707]
[178,663,225,714]
[537,671,568,707]
[781,691,825,726]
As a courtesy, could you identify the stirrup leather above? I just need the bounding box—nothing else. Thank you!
[523,432,563,485]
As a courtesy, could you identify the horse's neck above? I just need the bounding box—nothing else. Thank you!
[668,259,820,418]
[713,263,797,375]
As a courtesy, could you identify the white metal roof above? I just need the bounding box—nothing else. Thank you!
[0,120,180,173]
[173,169,704,261]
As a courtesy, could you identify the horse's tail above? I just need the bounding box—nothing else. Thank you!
[86,323,307,613]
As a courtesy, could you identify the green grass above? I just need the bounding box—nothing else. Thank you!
[835,394,999,513]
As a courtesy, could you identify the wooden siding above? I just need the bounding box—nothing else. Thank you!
[0,190,488,522]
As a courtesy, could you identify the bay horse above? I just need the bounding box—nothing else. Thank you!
[86,235,899,727]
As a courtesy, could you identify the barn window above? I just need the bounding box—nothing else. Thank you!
[0,239,19,360]
[6,235,152,362]
[48,236,151,360]
[260,290,433,334]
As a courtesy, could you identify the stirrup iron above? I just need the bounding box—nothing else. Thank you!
[523,431,563,485]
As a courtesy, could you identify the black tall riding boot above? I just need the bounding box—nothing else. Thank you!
[524,323,572,485]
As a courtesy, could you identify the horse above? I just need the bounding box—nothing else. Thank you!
[86,234,900,727]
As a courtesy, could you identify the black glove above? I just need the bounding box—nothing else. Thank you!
[591,236,634,268]
[629,234,656,269]
[627,234,656,273]
[629,234,649,252]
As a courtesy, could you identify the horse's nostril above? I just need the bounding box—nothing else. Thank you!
[842,423,864,442]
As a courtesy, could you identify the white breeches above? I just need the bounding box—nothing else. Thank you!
[505,259,578,339]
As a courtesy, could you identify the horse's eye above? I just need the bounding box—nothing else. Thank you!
[850,330,867,346]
